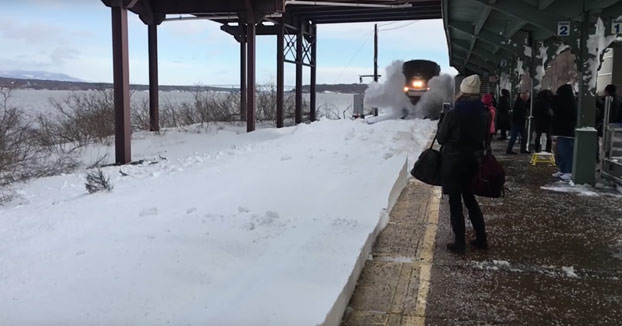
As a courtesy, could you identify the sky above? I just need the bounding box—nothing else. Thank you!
[0,0,457,86]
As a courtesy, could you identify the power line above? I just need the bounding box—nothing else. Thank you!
[378,21,418,32]
[335,36,372,82]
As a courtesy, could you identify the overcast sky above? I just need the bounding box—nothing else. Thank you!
[0,0,457,86]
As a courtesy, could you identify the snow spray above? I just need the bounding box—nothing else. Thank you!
[363,60,453,119]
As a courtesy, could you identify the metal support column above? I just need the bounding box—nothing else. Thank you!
[310,23,317,122]
[373,23,379,116]
[246,22,256,132]
[111,5,131,164]
[240,22,247,122]
[148,24,159,132]
[573,13,598,185]
[276,20,285,128]
[526,32,535,151]
[295,21,303,124]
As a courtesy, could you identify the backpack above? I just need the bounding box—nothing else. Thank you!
[472,151,505,198]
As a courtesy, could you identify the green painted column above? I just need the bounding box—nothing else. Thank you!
[572,12,597,185]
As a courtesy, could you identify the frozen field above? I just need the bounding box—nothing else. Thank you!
[0,117,435,325]
[5,89,357,119]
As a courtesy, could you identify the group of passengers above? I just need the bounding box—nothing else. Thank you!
[437,76,622,254]
[485,84,622,181]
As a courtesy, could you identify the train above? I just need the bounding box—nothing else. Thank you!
[402,59,441,105]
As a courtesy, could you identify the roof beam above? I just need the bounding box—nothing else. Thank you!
[461,62,488,75]
[453,52,497,71]
[452,41,504,63]
[586,0,622,11]
[464,1,495,68]
[450,20,521,56]
[538,0,555,10]
[466,0,560,35]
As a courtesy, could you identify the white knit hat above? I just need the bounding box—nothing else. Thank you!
[460,74,481,94]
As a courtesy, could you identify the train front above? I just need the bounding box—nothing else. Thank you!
[403,76,430,105]
[402,60,440,106]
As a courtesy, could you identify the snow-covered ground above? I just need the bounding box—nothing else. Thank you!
[0,118,435,325]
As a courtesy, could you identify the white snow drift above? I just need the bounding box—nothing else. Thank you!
[0,118,435,325]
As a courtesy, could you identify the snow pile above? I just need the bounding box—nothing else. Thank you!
[364,60,452,119]
[0,118,435,325]
[540,181,622,198]
[561,266,579,278]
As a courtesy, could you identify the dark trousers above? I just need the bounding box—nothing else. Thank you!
[555,136,574,174]
[448,189,486,244]
[498,129,507,139]
[507,121,527,153]
[535,132,552,152]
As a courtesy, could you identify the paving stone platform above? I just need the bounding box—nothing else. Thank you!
[342,139,622,326]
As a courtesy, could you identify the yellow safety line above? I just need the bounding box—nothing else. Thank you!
[410,186,441,326]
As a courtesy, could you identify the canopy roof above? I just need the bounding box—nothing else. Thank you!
[102,0,441,25]
[443,0,622,75]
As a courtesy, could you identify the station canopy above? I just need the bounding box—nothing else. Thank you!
[443,0,622,75]
[103,0,441,25]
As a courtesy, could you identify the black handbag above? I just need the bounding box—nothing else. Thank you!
[410,136,442,186]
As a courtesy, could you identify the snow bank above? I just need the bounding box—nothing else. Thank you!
[561,266,579,278]
[541,181,622,198]
[364,60,452,119]
[0,118,435,325]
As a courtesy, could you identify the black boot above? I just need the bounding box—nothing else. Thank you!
[446,242,466,254]
[470,236,488,250]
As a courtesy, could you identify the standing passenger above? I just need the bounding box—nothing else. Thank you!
[438,75,490,254]
[533,90,554,152]
[552,84,577,181]
[506,91,530,154]
[482,93,496,142]
[496,89,511,140]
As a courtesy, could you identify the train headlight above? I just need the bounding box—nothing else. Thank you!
[403,87,409,92]
[412,80,424,88]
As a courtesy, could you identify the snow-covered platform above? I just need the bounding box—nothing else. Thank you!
[0,118,435,325]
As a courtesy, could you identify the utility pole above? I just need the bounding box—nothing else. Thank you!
[374,24,378,82]
[373,24,379,116]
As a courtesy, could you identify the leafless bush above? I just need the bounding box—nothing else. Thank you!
[317,102,351,120]
[0,87,78,188]
[85,168,112,194]
[36,90,116,148]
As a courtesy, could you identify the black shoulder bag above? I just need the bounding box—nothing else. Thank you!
[410,136,442,186]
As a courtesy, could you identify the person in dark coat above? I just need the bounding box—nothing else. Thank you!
[496,89,511,140]
[551,84,577,181]
[533,89,554,152]
[438,75,490,254]
[506,91,531,154]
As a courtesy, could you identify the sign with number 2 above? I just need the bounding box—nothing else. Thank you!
[558,21,570,37]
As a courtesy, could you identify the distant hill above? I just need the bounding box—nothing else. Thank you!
[300,83,367,94]
[0,75,368,94]
[0,70,83,82]
[0,77,238,92]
